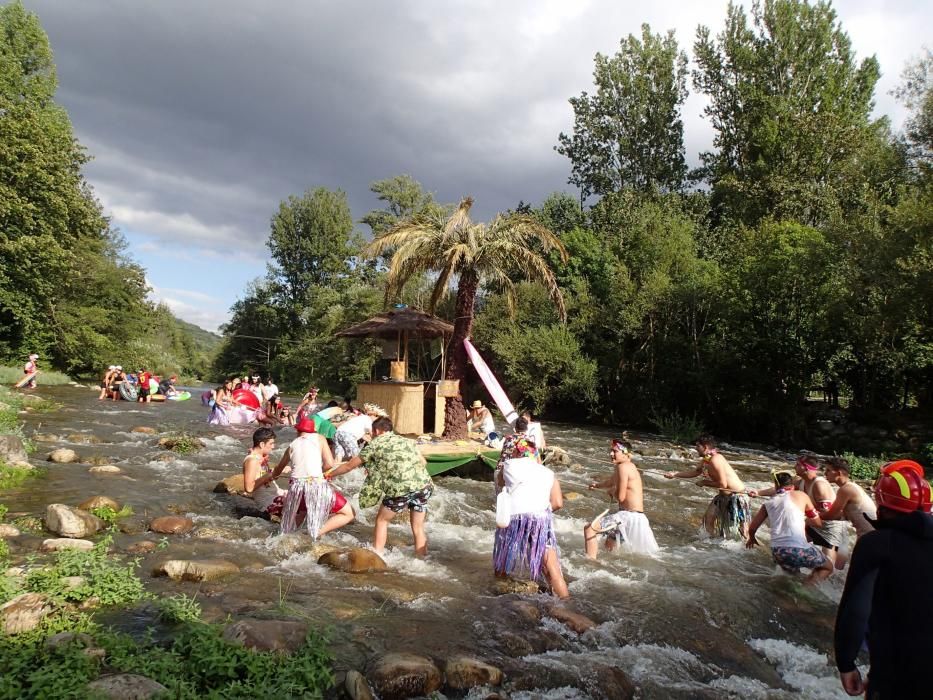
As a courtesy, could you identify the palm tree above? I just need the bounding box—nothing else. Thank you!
[365,197,568,439]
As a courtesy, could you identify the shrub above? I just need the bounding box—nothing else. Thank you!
[839,452,887,481]
[0,463,39,491]
[649,410,705,444]
[157,593,202,624]
[88,505,133,529]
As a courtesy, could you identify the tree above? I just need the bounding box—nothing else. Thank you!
[366,198,568,438]
[556,23,688,199]
[267,188,357,313]
[360,175,446,238]
[893,48,933,172]
[693,0,881,225]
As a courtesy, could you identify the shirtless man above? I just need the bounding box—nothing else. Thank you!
[98,366,116,400]
[821,456,876,541]
[585,439,659,556]
[664,435,750,539]
[793,454,848,568]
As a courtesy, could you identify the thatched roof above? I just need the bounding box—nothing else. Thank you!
[335,307,454,339]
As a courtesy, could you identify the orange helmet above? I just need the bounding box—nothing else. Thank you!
[874,460,932,514]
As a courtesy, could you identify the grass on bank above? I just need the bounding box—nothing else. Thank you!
[0,366,73,386]
[0,538,334,698]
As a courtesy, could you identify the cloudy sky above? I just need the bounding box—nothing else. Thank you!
[24,0,929,332]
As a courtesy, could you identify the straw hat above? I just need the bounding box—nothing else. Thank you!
[363,403,388,417]
[471,400,484,409]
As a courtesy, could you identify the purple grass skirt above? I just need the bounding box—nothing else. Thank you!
[493,510,559,581]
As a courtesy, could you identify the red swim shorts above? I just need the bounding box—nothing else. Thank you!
[331,489,347,514]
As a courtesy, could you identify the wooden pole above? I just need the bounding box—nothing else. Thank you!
[402,330,409,381]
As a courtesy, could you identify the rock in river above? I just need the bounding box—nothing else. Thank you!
[87,674,167,699]
[0,435,29,464]
[78,495,120,512]
[0,523,21,538]
[149,516,194,534]
[45,504,104,538]
[47,448,78,464]
[89,465,122,474]
[444,655,504,689]
[543,603,596,634]
[366,652,442,700]
[222,618,310,653]
[154,559,240,582]
[131,426,157,434]
[317,548,387,573]
[40,538,95,552]
[0,592,52,634]
[213,473,246,495]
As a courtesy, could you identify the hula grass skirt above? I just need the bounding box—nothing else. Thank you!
[493,510,559,581]
[280,478,335,539]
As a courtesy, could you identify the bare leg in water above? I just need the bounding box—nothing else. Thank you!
[543,548,569,599]
[319,502,354,536]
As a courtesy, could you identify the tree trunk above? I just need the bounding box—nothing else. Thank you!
[442,272,478,440]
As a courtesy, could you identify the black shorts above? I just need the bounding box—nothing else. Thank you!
[138,387,150,398]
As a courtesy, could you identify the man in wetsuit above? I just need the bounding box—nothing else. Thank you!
[834,460,933,698]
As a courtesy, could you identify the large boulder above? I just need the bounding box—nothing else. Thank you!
[40,538,95,552]
[222,618,309,653]
[213,473,246,495]
[0,435,29,464]
[87,674,167,700]
[492,577,539,595]
[45,504,104,538]
[0,592,52,634]
[366,653,442,700]
[0,523,21,538]
[66,433,101,444]
[125,541,158,555]
[317,548,387,573]
[78,496,120,512]
[444,655,503,689]
[154,559,240,582]
[47,448,78,464]
[149,516,194,534]
[541,446,571,467]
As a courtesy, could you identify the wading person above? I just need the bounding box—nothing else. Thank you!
[136,367,152,403]
[242,427,285,519]
[22,353,39,388]
[664,435,750,539]
[834,460,933,698]
[494,437,569,598]
[328,416,434,556]
[522,409,546,451]
[585,439,659,557]
[795,454,848,569]
[746,470,833,585]
[821,456,876,541]
[98,365,116,400]
[158,374,178,397]
[261,416,354,539]
[331,404,377,461]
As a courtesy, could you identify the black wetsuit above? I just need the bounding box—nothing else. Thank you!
[834,510,933,699]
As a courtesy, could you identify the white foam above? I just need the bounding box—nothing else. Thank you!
[748,638,849,699]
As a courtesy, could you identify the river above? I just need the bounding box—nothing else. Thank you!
[9,384,853,699]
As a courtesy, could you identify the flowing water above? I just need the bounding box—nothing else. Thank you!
[8,385,853,699]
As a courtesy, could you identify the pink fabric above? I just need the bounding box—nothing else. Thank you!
[464,339,518,425]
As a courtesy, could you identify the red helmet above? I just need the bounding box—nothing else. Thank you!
[295,416,316,434]
[874,460,932,514]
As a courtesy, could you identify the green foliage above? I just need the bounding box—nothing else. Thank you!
[839,452,887,482]
[157,592,202,624]
[649,410,705,444]
[0,367,72,385]
[23,536,145,607]
[557,23,689,196]
[161,432,202,455]
[0,462,37,491]
[88,505,132,529]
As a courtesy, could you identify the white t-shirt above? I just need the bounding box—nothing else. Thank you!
[338,414,372,440]
[262,383,279,401]
[289,434,324,479]
[764,491,810,548]
[503,457,554,516]
[526,421,544,447]
[250,385,264,404]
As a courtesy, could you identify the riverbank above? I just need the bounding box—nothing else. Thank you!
[0,383,861,699]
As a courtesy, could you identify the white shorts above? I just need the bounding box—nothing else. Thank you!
[599,510,660,555]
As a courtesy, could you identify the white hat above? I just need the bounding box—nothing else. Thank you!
[28,354,39,360]
[116,365,123,370]
[108,365,116,370]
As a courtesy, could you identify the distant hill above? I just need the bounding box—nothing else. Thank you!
[172,317,222,356]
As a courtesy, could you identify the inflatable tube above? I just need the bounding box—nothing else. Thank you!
[232,388,260,409]
[14,372,37,388]
[148,377,159,392]
[167,391,191,402]
[118,382,137,401]
[150,394,166,402]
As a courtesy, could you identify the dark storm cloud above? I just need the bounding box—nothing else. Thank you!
[22,1,927,259]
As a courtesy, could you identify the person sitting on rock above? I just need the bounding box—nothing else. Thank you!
[242,427,286,520]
